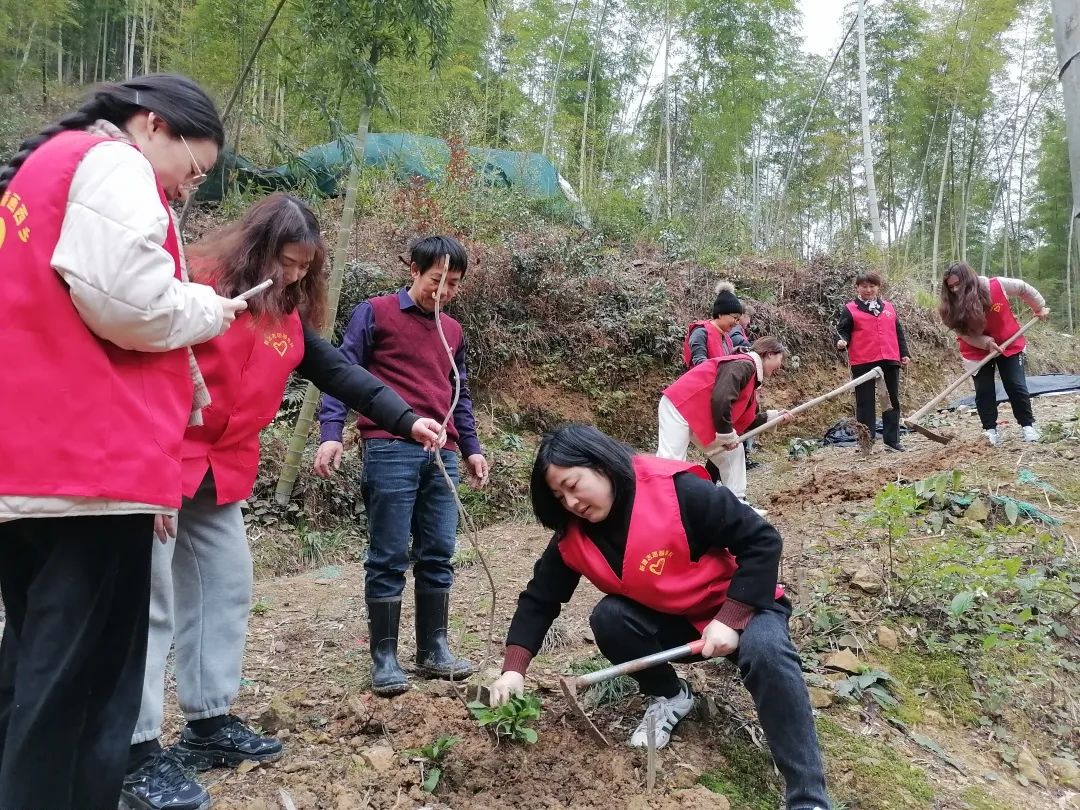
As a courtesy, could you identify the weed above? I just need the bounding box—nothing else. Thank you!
[451,544,480,568]
[788,437,820,460]
[569,655,638,708]
[403,734,459,793]
[832,668,898,709]
[251,599,271,616]
[468,694,541,744]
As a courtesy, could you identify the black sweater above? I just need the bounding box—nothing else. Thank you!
[504,472,783,664]
[298,325,418,438]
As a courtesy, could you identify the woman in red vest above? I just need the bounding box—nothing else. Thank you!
[0,75,250,808]
[938,262,1049,446]
[487,424,831,810]
[835,271,910,451]
[658,337,790,511]
[120,194,444,810]
[681,281,743,368]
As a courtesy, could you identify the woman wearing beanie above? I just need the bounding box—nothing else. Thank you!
[682,281,743,368]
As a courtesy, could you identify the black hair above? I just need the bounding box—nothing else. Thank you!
[0,73,224,195]
[409,235,469,277]
[530,423,636,533]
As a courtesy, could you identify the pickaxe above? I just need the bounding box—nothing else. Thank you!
[736,365,885,443]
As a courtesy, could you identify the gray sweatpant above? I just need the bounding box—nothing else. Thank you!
[132,473,252,744]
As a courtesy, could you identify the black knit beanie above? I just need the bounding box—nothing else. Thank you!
[711,282,744,317]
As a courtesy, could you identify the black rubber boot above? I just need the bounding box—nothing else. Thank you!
[415,589,474,679]
[367,597,410,696]
[882,408,903,450]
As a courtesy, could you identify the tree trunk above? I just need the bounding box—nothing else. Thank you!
[275,44,380,504]
[931,103,957,283]
[1051,0,1080,331]
[663,0,672,221]
[542,0,581,158]
[857,0,883,248]
[578,0,610,196]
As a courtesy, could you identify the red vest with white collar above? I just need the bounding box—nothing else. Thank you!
[663,353,759,446]
[0,131,191,507]
[957,278,1025,361]
[845,299,900,366]
[557,456,779,630]
[181,309,305,503]
[682,320,733,368]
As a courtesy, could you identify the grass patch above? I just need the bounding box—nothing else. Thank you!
[697,734,783,810]
[959,786,1012,810]
[817,716,934,809]
[883,648,978,725]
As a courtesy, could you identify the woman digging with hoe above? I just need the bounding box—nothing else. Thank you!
[486,423,831,810]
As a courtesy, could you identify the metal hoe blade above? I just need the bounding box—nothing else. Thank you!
[903,419,954,444]
[559,676,609,746]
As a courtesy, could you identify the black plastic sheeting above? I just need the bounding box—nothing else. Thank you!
[948,373,1080,408]
[821,418,909,447]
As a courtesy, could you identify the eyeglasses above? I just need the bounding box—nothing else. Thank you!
[178,134,208,191]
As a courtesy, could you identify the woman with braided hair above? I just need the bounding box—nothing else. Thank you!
[0,74,246,808]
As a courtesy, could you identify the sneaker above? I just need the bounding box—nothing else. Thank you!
[173,716,283,771]
[983,428,1001,447]
[629,679,695,750]
[745,457,762,470]
[120,750,210,810]
[884,443,905,453]
[1021,425,1040,442]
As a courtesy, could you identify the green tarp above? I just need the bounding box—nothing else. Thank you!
[198,132,564,202]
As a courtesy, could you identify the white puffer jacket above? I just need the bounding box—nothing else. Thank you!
[0,140,224,521]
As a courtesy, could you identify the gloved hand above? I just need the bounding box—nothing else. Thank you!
[715,430,740,451]
[700,619,740,658]
[488,671,525,706]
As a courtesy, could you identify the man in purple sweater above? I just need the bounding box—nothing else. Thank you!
[313,236,489,696]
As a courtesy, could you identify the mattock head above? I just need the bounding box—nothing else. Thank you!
[559,677,609,746]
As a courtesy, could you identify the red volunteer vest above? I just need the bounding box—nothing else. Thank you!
[0,131,191,507]
[957,278,1025,362]
[663,354,760,446]
[558,456,780,630]
[182,309,305,504]
[845,299,900,366]
[682,320,733,368]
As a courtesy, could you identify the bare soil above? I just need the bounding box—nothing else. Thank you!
[156,393,1080,810]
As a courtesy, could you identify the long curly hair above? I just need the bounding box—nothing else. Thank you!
[938,261,990,335]
[187,193,328,329]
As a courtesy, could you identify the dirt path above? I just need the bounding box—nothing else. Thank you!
[164,394,1079,810]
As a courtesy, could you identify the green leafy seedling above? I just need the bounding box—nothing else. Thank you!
[403,734,459,793]
[468,694,541,744]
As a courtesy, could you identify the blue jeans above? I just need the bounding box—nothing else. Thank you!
[590,596,831,810]
[360,438,459,599]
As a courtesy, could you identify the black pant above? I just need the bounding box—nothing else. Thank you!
[589,595,830,809]
[972,352,1033,430]
[852,361,901,448]
[0,514,153,809]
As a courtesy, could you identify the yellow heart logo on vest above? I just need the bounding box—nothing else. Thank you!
[648,558,666,575]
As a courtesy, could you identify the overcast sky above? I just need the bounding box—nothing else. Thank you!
[798,0,847,57]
